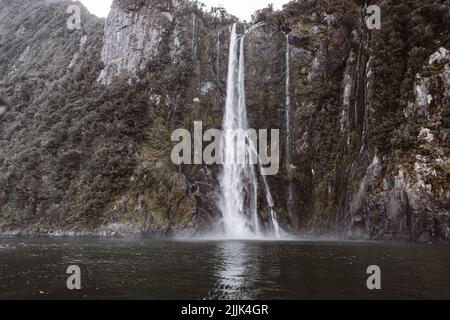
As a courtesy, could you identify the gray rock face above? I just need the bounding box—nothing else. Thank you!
[97,0,202,85]
[242,1,450,241]
[0,96,10,118]
[333,45,450,241]
[98,1,171,84]
[0,0,102,103]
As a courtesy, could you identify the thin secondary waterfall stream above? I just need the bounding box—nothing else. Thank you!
[216,30,221,83]
[219,23,281,239]
[285,34,296,227]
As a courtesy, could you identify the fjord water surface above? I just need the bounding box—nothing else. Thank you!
[0,238,449,299]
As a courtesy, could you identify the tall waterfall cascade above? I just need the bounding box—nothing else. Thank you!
[192,13,198,57]
[218,23,281,239]
[216,31,221,83]
[285,34,296,227]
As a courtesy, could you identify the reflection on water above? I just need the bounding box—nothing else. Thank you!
[0,238,449,299]
[208,241,255,299]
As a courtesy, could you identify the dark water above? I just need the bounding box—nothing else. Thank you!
[0,237,449,299]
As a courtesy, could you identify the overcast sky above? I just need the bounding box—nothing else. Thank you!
[79,0,289,21]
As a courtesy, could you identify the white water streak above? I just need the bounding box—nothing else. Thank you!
[219,23,281,239]
[285,35,295,223]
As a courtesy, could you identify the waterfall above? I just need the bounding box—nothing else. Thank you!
[216,31,221,83]
[237,35,261,237]
[260,174,281,237]
[219,23,281,239]
[285,34,296,227]
[192,13,198,57]
[219,24,257,238]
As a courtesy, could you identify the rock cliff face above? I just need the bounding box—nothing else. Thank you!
[0,0,448,241]
[247,0,450,241]
[99,0,175,84]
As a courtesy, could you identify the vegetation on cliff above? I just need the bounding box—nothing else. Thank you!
[0,0,448,240]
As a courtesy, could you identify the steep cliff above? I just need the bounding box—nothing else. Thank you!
[253,0,450,241]
[0,0,448,241]
[0,0,235,235]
